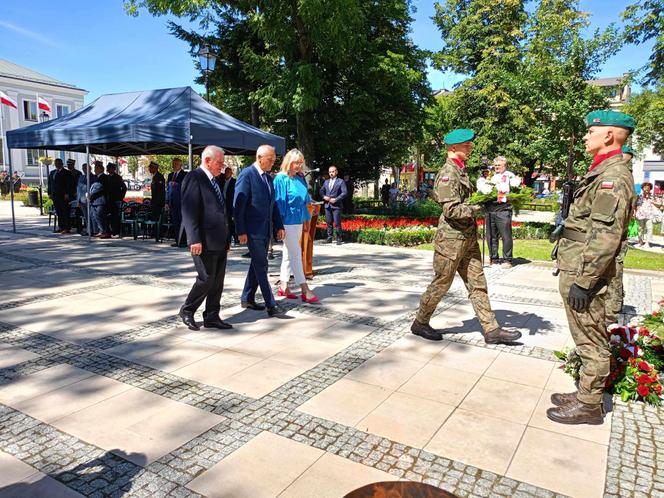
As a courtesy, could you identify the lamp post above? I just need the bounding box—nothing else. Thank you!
[197,44,217,101]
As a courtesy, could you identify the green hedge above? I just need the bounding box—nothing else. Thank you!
[354,199,443,218]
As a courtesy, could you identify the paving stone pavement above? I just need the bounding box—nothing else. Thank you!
[0,210,662,498]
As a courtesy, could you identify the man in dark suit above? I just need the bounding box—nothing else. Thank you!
[89,161,110,238]
[221,166,239,245]
[148,161,166,222]
[167,158,187,247]
[234,145,286,318]
[105,163,127,236]
[179,146,232,331]
[319,165,348,244]
[48,158,75,234]
[66,159,81,199]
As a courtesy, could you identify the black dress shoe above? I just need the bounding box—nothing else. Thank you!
[267,305,288,318]
[241,301,266,311]
[203,319,233,330]
[179,310,199,331]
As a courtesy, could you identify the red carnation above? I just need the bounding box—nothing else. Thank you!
[655,384,662,395]
[637,374,654,384]
[652,311,660,317]
[639,361,653,373]
[639,327,650,337]
[637,385,650,397]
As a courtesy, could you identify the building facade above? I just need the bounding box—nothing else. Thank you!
[0,58,87,183]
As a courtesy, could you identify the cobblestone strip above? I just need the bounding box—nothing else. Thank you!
[268,411,568,498]
[604,399,664,498]
[623,274,653,320]
[0,403,202,498]
[0,324,252,416]
[0,357,62,384]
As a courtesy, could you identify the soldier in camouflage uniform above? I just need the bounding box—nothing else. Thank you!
[604,145,636,326]
[548,111,635,425]
[411,128,521,345]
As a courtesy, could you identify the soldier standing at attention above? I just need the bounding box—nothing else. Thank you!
[547,111,635,425]
[411,129,522,345]
[604,145,637,327]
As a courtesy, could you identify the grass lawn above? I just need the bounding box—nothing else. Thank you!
[418,239,664,271]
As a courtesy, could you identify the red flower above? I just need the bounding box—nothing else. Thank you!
[637,385,650,397]
[639,327,650,337]
[619,348,632,359]
[639,361,653,373]
[652,311,660,317]
[655,384,662,395]
[637,374,654,384]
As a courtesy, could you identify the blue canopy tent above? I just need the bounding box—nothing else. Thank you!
[4,86,286,232]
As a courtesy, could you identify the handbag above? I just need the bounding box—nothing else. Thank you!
[627,218,639,238]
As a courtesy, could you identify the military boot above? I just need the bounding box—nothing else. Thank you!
[546,399,604,425]
[411,320,443,341]
[550,391,577,406]
[484,328,522,344]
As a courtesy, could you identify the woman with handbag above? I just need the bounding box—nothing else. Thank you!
[635,182,662,248]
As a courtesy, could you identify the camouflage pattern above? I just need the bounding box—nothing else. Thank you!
[416,159,499,333]
[557,153,635,405]
[605,240,628,325]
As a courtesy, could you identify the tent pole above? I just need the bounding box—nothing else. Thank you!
[86,145,91,242]
[188,139,193,171]
[7,146,16,233]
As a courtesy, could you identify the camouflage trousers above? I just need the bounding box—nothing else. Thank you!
[605,240,628,325]
[416,234,498,333]
[559,271,610,405]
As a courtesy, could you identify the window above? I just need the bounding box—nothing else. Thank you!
[23,100,37,121]
[56,104,70,118]
[26,149,46,166]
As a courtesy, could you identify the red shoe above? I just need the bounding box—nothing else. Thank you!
[301,294,320,304]
[277,288,298,299]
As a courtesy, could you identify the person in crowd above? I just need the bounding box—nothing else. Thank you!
[167,158,187,247]
[48,158,74,234]
[320,165,347,244]
[411,128,521,346]
[221,166,238,245]
[89,161,110,238]
[406,191,417,207]
[76,163,97,236]
[179,146,232,331]
[389,182,399,208]
[635,181,662,248]
[66,159,81,200]
[10,172,21,194]
[342,174,354,214]
[234,145,287,318]
[547,110,634,425]
[148,161,165,222]
[273,149,319,303]
[485,156,517,268]
[105,163,127,236]
[380,179,390,207]
[0,171,9,197]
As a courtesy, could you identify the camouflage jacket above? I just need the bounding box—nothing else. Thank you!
[557,154,635,289]
[433,158,480,239]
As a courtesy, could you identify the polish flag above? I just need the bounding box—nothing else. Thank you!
[0,90,17,109]
[38,96,51,113]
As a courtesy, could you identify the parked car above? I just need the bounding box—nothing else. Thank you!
[124,179,142,191]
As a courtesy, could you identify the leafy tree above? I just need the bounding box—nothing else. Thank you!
[624,86,664,154]
[622,0,663,86]
[124,0,430,181]
[126,156,140,178]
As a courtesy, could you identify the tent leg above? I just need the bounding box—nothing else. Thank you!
[86,145,91,242]
[7,147,15,233]
[188,141,193,171]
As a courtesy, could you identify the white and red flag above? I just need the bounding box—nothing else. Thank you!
[0,91,17,109]
[38,96,51,113]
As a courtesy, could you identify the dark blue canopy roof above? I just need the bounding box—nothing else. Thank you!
[6,86,285,156]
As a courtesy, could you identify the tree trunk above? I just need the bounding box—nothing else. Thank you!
[296,110,316,169]
[250,101,260,128]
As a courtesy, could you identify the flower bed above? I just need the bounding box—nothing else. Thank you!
[317,216,554,246]
[555,299,664,406]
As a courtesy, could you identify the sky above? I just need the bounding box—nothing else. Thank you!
[0,0,655,103]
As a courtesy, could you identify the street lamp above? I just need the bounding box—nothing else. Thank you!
[197,44,217,101]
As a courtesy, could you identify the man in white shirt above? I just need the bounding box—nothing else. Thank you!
[486,156,517,268]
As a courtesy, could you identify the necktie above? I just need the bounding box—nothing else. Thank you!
[261,173,271,195]
[211,178,225,207]
[329,178,335,190]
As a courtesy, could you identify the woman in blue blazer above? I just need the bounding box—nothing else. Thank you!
[273,149,319,303]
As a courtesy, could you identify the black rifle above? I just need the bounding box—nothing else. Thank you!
[550,134,577,270]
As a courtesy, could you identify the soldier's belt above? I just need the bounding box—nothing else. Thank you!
[562,228,586,242]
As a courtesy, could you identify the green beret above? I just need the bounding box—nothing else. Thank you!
[444,128,475,145]
[585,110,635,132]
[621,145,636,157]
